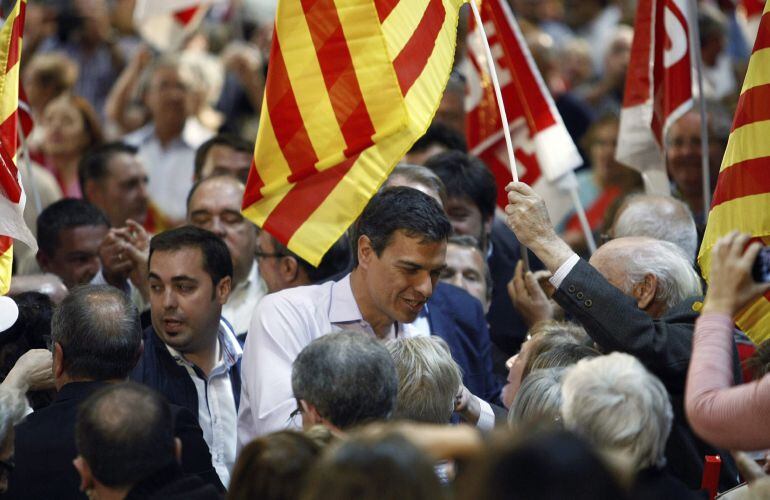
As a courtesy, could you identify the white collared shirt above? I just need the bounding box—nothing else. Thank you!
[166,319,241,487]
[222,260,267,336]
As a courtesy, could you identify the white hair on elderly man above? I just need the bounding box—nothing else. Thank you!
[508,367,566,430]
[561,352,673,471]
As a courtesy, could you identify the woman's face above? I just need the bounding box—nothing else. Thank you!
[589,122,618,186]
[41,97,90,157]
[501,339,531,408]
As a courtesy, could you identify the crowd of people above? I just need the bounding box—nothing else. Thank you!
[2,0,770,498]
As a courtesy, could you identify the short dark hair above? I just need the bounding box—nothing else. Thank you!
[51,285,142,380]
[193,133,253,180]
[408,122,468,155]
[352,187,451,267]
[78,142,139,198]
[292,330,398,429]
[76,383,176,487]
[149,226,233,286]
[425,151,497,220]
[272,233,352,284]
[37,199,110,256]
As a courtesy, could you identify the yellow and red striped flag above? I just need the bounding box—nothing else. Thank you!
[0,0,37,296]
[698,1,770,343]
[242,0,466,265]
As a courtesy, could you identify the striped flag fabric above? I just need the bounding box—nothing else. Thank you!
[615,0,694,195]
[242,0,467,266]
[698,0,770,344]
[464,0,583,225]
[0,0,36,296]
[133,0,226,52]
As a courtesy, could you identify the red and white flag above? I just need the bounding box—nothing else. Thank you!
[133,0,226,52]
[616,0,694,194]
[464,0,583,225]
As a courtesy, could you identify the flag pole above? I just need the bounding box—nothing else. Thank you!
[468,0,530,268]
[689,0,711,220]
[567,185,597,254]
[17,118,42,215]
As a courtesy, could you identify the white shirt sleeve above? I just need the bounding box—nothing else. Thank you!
[475,397,495,431]
[548,253,580,289]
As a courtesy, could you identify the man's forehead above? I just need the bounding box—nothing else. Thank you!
[447,244,484,268]
[189,180,242,211]
[150,247,204,270]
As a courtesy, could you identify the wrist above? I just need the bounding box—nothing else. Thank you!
[702,298,736,316]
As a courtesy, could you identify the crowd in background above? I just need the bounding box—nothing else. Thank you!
[1,0,770,499]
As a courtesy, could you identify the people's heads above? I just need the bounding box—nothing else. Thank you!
[228,430,322,500]
[424,151,496,249]
[665,111,720,205]
[610,194,698,262]
[51,285,142,388]
[22,53,78,114]
[79,142,149,228]
[291,331,398,432]
[561,352,673,471]
[40,94,103,159]
[385,336,462,424]
[0,293,53,388]
[142,57,193,132]
[441,235,492,311]
[0,387,26,493]
[301,430,444,500]
[256,231,351,294]
[589,237,702,318]
[194,134,254,183]
[383,164,448,208]
[526,342,600,374]
[74,383,179,494]
[602,26,633,84]
[582,114,641,191]
[508,367,565,430]
[353,187,451,325]
[148,226,233,356]
[187,175,257,287]
[403,122,468,166]
[561,0,607,30]
[36,199,110,288]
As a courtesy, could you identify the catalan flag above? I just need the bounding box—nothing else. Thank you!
[242,0,466,265]
[0,0,36,296]
[698,1,770,343]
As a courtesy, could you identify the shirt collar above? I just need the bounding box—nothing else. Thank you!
[166,318,242,371]
[328,274,364,324]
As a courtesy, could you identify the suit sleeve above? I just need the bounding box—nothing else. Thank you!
[173,406,224,492]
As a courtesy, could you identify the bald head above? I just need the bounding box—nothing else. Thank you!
[611,194,698,262]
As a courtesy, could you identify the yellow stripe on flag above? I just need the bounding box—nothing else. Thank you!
[0,59,19,123]
[0,243,11,296]
[720,120,770,172]
[740,47,770,95]
[736,297,770,344]
[381,0,431,59]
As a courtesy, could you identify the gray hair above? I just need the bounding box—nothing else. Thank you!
[51,285,142,380]
[291,331,398,430]
[385,336,462,424]
[619,239,702,309]
[612,194,698,263]
[0,387,26,444]
[508,367,565,430]
[387,164,448,207]
[561,353,673,470]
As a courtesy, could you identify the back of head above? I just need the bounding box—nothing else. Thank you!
[78,142,139,198]
[612,194,698,262]
[385,336,462,424]
[301,431,444,500]
[424,151,497,220]
[561,352,673,471]
[353,187,451,267]
[528,343,600,373]
[76,383,175,488]
[228,431,322,500]
[51,285,142,380]
[271,233,353,285]
[0,293,53,376]
[292,331,398,429]
[407,122,468,156]
[508,367,566,430]
[36,199,109,257]
[149,225,233,286]
[387,164,448,207]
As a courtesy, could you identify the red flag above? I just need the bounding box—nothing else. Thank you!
[616,0,694,194]
[133,0,225,52]
[465,0,583,225]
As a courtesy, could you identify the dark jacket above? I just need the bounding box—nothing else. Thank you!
[6,381,222,500]
[554,259,740,491]
[125,463,222,500]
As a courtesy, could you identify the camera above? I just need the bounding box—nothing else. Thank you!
[753,246,770,283]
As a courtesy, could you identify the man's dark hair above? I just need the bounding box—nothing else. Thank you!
[272,234,352,284]
[76,383,176,487]
[78,142,139,198]
[149,226,233,287]
[36,199,110,256]
[51,285,142,380]
[352,186,451,267]
[424,151,497,220]
[408,122,468,155]
[193,133,253,179]
[291,331,398,430]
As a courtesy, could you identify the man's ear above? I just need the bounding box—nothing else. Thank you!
[280,256,299,284]
[215,276,232,305]
[357,235,374,269]
[36,251,50,273]
[83,180,102,206]
[633,274,658,310]
[299,399,322,429]
[53,342,65,380]
[173,437,182,463]
[73,456,93,493]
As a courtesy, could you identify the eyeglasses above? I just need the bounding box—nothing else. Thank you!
[254,250,286,260]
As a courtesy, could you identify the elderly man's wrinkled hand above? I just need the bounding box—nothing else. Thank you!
[504,182,558,249]
[3,349,54,392]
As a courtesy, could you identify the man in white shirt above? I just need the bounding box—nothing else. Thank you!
[130,226,241,487]
[237,187,493,447]
[187,175,266,336]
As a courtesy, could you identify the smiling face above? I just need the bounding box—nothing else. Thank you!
[148,247,229,355]
[359,230,447,325]
[38,224,108,288]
